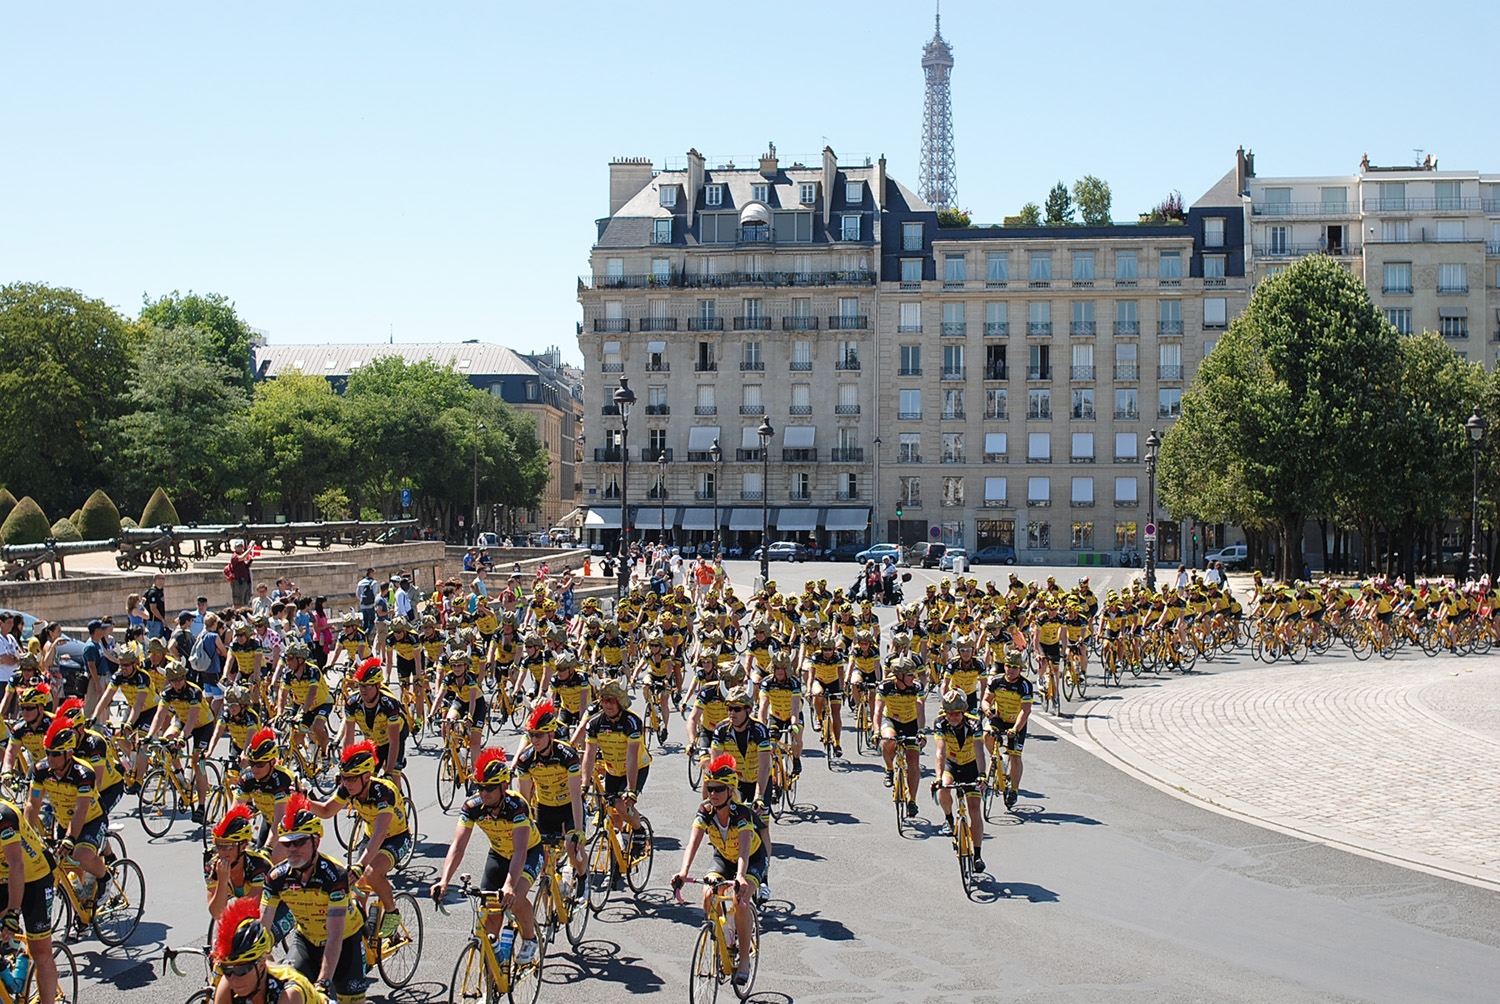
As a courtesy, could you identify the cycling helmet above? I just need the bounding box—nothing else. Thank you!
[165,661,189,682]
[278,792,323,840]
[246,727,279,763]
[724,687,752,709]
[474,748,512,787]
[448,650,472,667]
[526,701,559,734]
[552,653,579,672]
[352,657,384,685]
[215,896,274,965]
[43,713,79,753]
[212,804,256,844]
[223,685,251,706]
[705,754,739,787]
[339,740,379,777]
[117,647,140,664]
[596,680,630,708]
[19,684,49,708]
[523,633,544,647]
[147,637,168,655]
[940,690,969,714]
[1005,651,1026,668]
[284,641,310,660]
[390,616,410,632]
[890,656,919,677]
[16,653,38,672]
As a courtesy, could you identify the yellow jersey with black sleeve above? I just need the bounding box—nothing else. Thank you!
[640,653,675,682]
[1064,613,1089,645]
[549,668,591,717]
[202,845,273,901]
[75,728,125,791]
[419,629,446,664]
[744,637,776,672]
[473,610,499,638]
[8,712,52,766]
[761,675,801,723]
[807,654,842,687]
[693,801,762,861]
[848,648,880,680]
[943,658,985,697]
[875,678,921,724]
[260,965,323,1004]
[491,634,520,669]
[229,637,262,677]
[692,676,729,732]
[1034,616,1064,647]
[109,665,159,717]
[218,706,264,753]
[709,720,773,784]
[458,790,541,859]
[514,740,582,807]
[282,664,332,711]
[389,631,419,662]
[594,637,627,671]
[261,852,364,947]
[935,714,982,768]
[439,669,483,707]
[159,680,210,729]
[585,709,652,776]
[985,674,1033,723]
[337,628,367,662]
[343,690,409,745]
[30,756,103,828]
[0,798,52,883]
[331,775,409,838]
[236,765,298,825]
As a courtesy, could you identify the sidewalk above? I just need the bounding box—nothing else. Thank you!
[1057,654,1500,890]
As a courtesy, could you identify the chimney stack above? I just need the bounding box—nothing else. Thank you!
[608,157,655,216]
[686,148,705,208]
[821,146,837,225]
[759,142,779,179]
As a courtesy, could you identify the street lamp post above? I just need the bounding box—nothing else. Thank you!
[758,417,774,588]
[872,436,882,546]
[614,377,636,601]
[473,421,486,546]
[657,450,667,546]
[1466,407,1488,582]
[1144,428,1161,590]
[709,438,722,558]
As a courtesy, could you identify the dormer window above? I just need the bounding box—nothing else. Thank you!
[752,183,769,203]
[845,180,862,203]
[659,186,677,208]
[799,183,816,205]
[653,219,672,244]
[705,185,723,207]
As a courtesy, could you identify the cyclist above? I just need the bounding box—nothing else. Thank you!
[981,651,1033,809]
[709,686,774,898]
[212,896,325,1004]
[275,642,333,766]
[0,796,59,1004]
[803,631,845,759]
[546,654,591,746]
[757,652,803,776]
[941,636,987,714]
[259,793,367,1004]
[206,684,264,766]
[437,651,485,769]
[55,698,127,822]
[310,742,411,938]
[579,680,649,851]
[430,748,542,966]
[339,659,408,778]
[1031,602,1064,709]
[630,632,676,746]
[147,661,213,821]
[236,728,297,860]
[874,655,925,818]
[26,714,109,903]
[206,803,275,925]
[931,689,986,872]
[2,685,52,779]
[669,754,764,990]
[512,702,586,879]
[87,647,157,789]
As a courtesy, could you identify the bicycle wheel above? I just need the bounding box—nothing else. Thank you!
[399,802,419,871]
[687,743,704,789]
[1074,665,1088,699]
[185,989,214,1004]
[689,924,722,1004]
[625,815,654,894]
[49,878,75,943]
[563,864,591,948]
[892,771,908,835]
[1347,628,1373,661]
[1061,668,1077,702]
[507,917,546,1004]
[94,856,147,946]
[1177,639,1198,672]
[507,691,527,730]
[585,828,614,914]
[448,939,491,1004]
[956,823,974,896]
[437,750,462,811]
[33,939,82,1004]
[200,786,231,846]
[856,700,873,755]
[137,768,179,838]
[780,762,798,814]
[410,703,437,752]
[376,891,424,988]
[333,806,354,850]
[733,907,760,1000]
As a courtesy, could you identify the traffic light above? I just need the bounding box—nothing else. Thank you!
[895,506,904,518]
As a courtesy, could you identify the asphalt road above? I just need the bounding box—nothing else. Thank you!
[78,561,1500,1004]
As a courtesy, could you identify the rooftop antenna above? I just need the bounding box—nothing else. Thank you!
[389,323,394,344]
[1412,148,1424,166]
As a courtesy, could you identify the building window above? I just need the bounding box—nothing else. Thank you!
[984,477,1007,505]
[1267,226,1289,255]
[1028,433,1051,462]
[902,221,924,251]
[1383,220,1409,243]
[841,214,861,240]
[752,183,769,203]
[1115,388,1138,420]
[1435,180,1463,211]
[743,341,762,368]
[1071,520,1094,549]
[1027,388,1051,420]
[944,255,967,283]
[900,345,922,374]
[942,477,964,507]
[1437,220,1465,243]
[1028,342,1051,379]
[1071,432,1094,461]
[799,183,816,205]
[1160,300,1182,331]
[741,471,762,497]
[1204,298,1227,328]
[1115,252,1138,281]
[899,476,922,507]
[987,253,1010,282]
[1027,477,1051,507]
[899,302,923,333]
[898,433,922,463]
[1116,432,1138,461]
[1377,182,1405,212]
[1203,217,1225,248]
[1159,251,1182,280]
[1384,262,1413,294]
[659,187,677,208]
[790,472,810,500]
[1072,252,1095,281]
[1439,263,1468,294]
[899,389,922,420]
[792,341,811,368]
[705,185,723,207]
[845,180,862,204]
[942,433,965,463]
[942,389,965,419]
[1159,388,1183,419]
[1204,255,1226,279]
[1029,253,1052,282]
[1027,519,1051,549]
[791,384,810,410]
[653,219,672,244]
[1384,308,1412,334]
[1071,389,1095,420]
[1439,314,1469,338]
[986,301,1008,334]
[901,259,923,283]
[986,388,1007,420]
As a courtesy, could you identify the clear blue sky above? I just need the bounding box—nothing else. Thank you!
[4,1,1496,366]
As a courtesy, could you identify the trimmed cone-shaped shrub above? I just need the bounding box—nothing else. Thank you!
[1,497,51,545]
[140,487,180,527]
[120,516,138,529]
[0,489,16,529]
[50,518,82,542]
[77,489,122,540]
[68,510,82,526]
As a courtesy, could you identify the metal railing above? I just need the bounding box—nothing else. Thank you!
[789,360,813,371]
[897,324,923,333]
[984,410,1007,421]
[835,490,861,501]
[695,491,717,501]
[688,317,723,331]
[830,448,865,462]
[982,366,1007,381]
[736,449,763,462]
[686,451,718,462]
[694,405,718,415]
[1114,321,1139,336]
[1254,243,1362,258]
[641,448,673,462]
[782,316,819,331]
[1070,366,1096,380]
[695,361,719,372]
[733,317,771,331]
[940,454,966,464]
[898,366,922,376]
[600,361,624,373]
[1026,454,1051,464]
[1437,285,1470,295]
[1027,322,1051,336]
[594,448,624,462]
[1158,365,1184,380]
[1027,408,1052,420]
[1383,285,1414,295]
[740,490,764,500]
[1114,364,1139,380]
[1362,197,1483,213]
[835,357,862,370]
[835,404,861,415]
[1113,408,1139,420]
[646,488,669,500]
[639,317,677,332]
[898,411,922,421]
[1158,321,1183,335]
[1027,366,1051,380]
[983,453,1007,464]
[896,453,922,464]
[740,360,765,371]
[941,410,966,420]
[782,449,817,462]
[644,404,670,415]
[593,318,630,332]
[740,405,765,415]
[941,367,966,381]
[941,322,967,336]
[644,361,669,372]
[1070,322,1096,336]
[1072,406,1096,420]
[600,404,620,416]
[828,315,869,330]
[1251,201,1358,216]
[789,405,812,416]
[675,269,875,289]
[984,321,1008,336]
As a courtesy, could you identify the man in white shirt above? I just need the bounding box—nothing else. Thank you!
[0,612,20,687]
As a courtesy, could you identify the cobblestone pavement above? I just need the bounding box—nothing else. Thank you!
[1066,651,1500,888]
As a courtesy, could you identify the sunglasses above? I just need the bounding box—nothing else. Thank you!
[704,784,730,795]
[219,962,257,978]
[281,834,312,845]
[476,784,504,793]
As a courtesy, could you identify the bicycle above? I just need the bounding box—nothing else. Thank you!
[890,742,916,836]
[935,782,984,899]
[980,749,1010,822]
[1035,662,1061,716]
[435,717,475,812]
[764,727,798,821]
[0,926,79,1004]
[530,835,588,951]
[852,687,875,756]
[674,876,759,1003]
[274,714,339,798]
[1060,650,1088,702]
[441,873,545,1004]
[333,774,419,873]
[137,736,221,841]
[352,876,424,989]
[50,837,146,946]
[583,777,654,914]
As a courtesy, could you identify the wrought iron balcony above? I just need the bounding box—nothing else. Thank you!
[694,405,718,415]
[782,449,817,462]
[940,454,966,465]
[789,405,812,416]
[1114,364,1139,381]
[639,317,678,332]
[982,365,1008,381]
[898,367,922,376]
[1158,365,1184,381]
[594,448,624,462]
[834,404,861,415]
[896,453,922,464]
[782,316,819,331]
[789,361,813,371]
[736,449,763,462]
[675,269,875,289]
[941,367,966,381]
[594,318,630,332]
[1114,321,1139,336]
[1113,408,1139,420]
[644,404,670,416]
[1026,407,1052,421]
[984,410,1007,421]
[1027,366,1051,381]
[694,361,718,372]
[898,411,922,421]
[733,317,771,331]
[1027,322,1052,337]
[982,497,1010,507]
[830,448,864,462]
[1158,321,1183,336]
[688,317,723,331]
[984,322,1008,337]
[740,405,765,415]
[941,410,966,421]
[600,404,620,416]
[941,322,967,336]
[740,490,764,500]
[1070,366,1096,380]
[695,491,717,501]
[600,361,624,373]
[897,324,923,333]
[828,315,869,330]
[1070,322,1096,337]
[640,448,673,462]
[983,453,1007,464]
[644,361,669,372]
[835,490,861,501]
[835,358,861,371]
[740,361,765,371]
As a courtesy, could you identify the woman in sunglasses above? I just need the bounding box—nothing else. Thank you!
[213,895,324,1003]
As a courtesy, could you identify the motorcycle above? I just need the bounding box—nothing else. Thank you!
[1118,547,1142,568]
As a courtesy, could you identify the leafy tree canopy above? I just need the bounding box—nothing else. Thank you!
[140,291,257,392]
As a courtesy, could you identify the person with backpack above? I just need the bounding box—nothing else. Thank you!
[356,569,379,633]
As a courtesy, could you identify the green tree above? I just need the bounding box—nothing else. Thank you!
[140,291,257,392]
[1139,190,1186,225]
[1006,203,1042,227]
[1073,175,1113,225]
[0,489,15,529]
[1043,182,1074,226]
[108,325,250,515]
[50,518,82,542]
[140,487,181,527]
[936,207,973,228]
[1158,255,1399,580]
[1,497,51,545]
[246,371,351,520]
[0,283,133,515]
[313,486,352,521]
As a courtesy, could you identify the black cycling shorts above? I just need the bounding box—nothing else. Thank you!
[1041,642,1062,663]
[533,803,576,842]
[481,845,543,891]
[880,718,920,748]
[944,761,981,785]
[20,874,54,938]
[286,929,367,999]
[602,767,649,799]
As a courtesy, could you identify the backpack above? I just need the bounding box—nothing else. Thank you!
[358,580,377,606]
[189,631,213,674]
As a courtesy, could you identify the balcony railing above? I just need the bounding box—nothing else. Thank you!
[644,404,670,416]
[694,361,718,372]
[733,317,771,331]
[782,316,819,331]
[1204,277,1227,288]
[897,324,923,333]
[982,366,1007,381]
[1254,243,1362,258]
[1027,499,1051,508]
[1072,407,1095,420]
[941,322,967,336]
[1027,408,1052,420]
[1070,366,1096,380]
[600,404,620,416]
[739,405,765,415]
[835,490,861,501]
[941,410,966,421]
[789,360,812,371]
[694,405,718,415]
[789,404,812,416]
[1437,285,1470,295]
[593,318,630,332]
[941,367,966,381]
[1027,322,1052,336]
[984,410,1007,421]
[639,317,678,332]
[644,360,669,372]
[986,279,1008,289]
[1115,498,1139,507]
[835,358,862,370]
[899,499,922,509]
[600,361,624,373]
[1028,279,1052,289]
[1027,366,1051,380]
[1072,279,1095,289]
[640,448,673,462]
[983,453,1007,464]
[1115,454,1138,463]
[686,451,719,462]
[828,315,869,330]
[984,321,1008,336]
[898,367,922,376]
[1158,365,1184,380]
[740,490,764,500]
[736,449,763,462]
[1158,321,1183,335]
[1026,454,1051,464]
[940,454,966,465]
[982,498,1010,507]
[1488,242,1500,256]
[1071,499,1096,508]
[740,360,765,371]
[1361,197,1483,213]
[695,491,717,501]
[1159,277,1182,287]
[1070,322,1096,337]
[1114,408,1139,420]
[688,317,723,331]
[672,269,875,289]
[594,448,624,462]
[896,454,922,464]
[898,411,922,421]
[1383,285,1414,295]
[834,404,861,415]
[1114,321,1139,337]
[1251,200,1359,217]
[830,448,864,462]
[1114,278,1138,288]
[941,497,964,508]
[782,449,817,462]
[1114,364,1139,380]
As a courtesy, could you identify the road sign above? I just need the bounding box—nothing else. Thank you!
[1144,523,1157,539]
[930,526,941,538]
[400,488,412,508]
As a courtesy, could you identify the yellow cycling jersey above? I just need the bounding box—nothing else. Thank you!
[585,710,652,776]
[1035,620,1063,646]
[229,639,262,676]
[110,666,159,716]
[514,740,582,807]
[944,659,985,696]
[30,756,103,828]
[760,676,801,721]
[0,799,52,883]
[807,656,842,686]
[159,681,210,729]
[986,674,1033,722]
[693,801,762,861]
[935,715,982,768]
[459,790,541,859]
[875,679,921,724]
[261,852,364,947]
[550,670,591,716]
[418,630,446,663]
[283,667,332,711]
[709,720,773,784]
[331,775,409,839]
[389,632,419,662]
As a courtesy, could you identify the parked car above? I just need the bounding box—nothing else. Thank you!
[969,544,1018,566]
[826,542,865,562]
[751,541,807,562]
[918,542,947,568]
[1205,543,1249,569]
[938,547,969,571]
[855,543,903,564]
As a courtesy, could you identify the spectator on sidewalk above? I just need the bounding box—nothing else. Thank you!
[356,568,379,632]
[251,582,274,618]
[227,541,255,608]
[144,573,167,640]
[0,612,20,692]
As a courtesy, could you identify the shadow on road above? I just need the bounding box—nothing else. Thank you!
[989,880,1060,903]
[771,841,824,863]
[543,938,667,994]
[1010,805,1104,826]
[382,980,448,1003]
